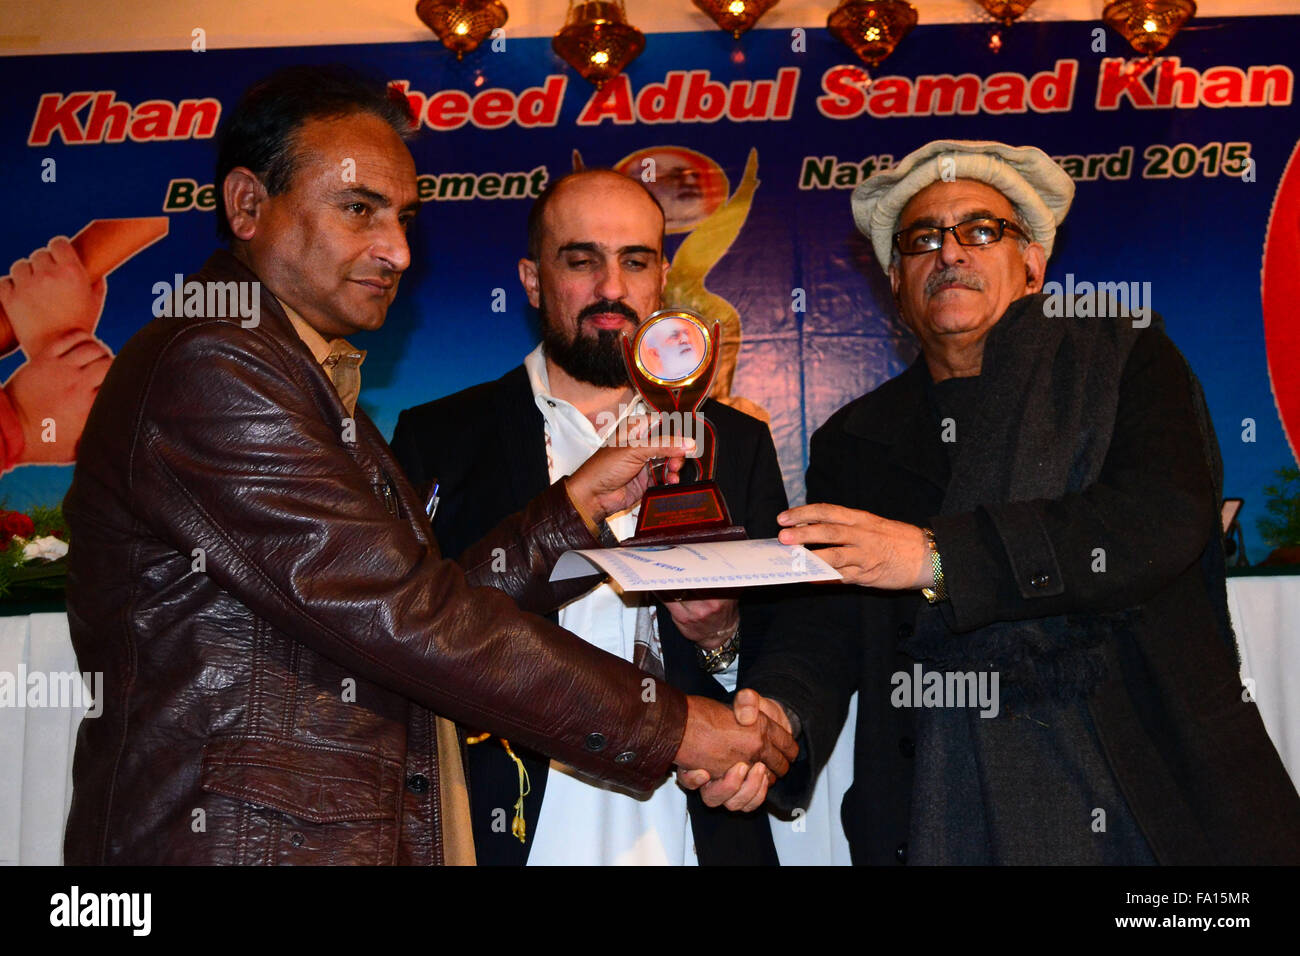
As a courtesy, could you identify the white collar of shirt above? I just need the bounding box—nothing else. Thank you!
[523,343,645,536]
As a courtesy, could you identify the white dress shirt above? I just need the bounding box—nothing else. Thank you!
[520,345,736,866]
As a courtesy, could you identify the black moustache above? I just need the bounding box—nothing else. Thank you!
[578,302,639,322]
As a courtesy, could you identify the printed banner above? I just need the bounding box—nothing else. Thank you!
[1,16,1296,560]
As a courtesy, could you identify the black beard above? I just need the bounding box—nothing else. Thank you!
[540,307,633,389]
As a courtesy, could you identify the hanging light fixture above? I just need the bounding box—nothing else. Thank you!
[1102,0,1197,57]
[827,0,918,69]
[552,1,646,88]
[415,0,508,59]
[975,0,1037,27]
[692,0,780,39]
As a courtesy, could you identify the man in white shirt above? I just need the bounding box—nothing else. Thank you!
[392,169,791,865]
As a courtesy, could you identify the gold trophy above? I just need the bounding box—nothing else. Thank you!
[620,309,747,546]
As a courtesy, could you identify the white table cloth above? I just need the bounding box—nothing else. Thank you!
[0,613,84,865]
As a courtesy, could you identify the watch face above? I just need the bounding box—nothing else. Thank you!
[696,626,740,673]
[632,311,711,387]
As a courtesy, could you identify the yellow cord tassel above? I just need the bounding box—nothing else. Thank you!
[500,738,531,843]
[465,733,531,843]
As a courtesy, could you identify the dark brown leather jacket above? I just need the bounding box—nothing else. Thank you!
[62,250,687,865]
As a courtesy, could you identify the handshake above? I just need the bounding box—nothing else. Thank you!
[673,690,796,813]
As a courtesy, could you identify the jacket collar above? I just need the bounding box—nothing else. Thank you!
[191,249,310,357]
[191,248,361,406]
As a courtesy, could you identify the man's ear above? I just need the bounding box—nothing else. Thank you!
[659,255,670,295]
[518,257,541,309]
[223,167,268,242]
[1023,243,1047,294]
[889,263,901,301]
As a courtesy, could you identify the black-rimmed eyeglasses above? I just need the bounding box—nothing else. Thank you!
[893,217,1027,256]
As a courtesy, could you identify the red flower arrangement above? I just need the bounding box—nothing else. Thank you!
[0,504,68,599]
[0,509,35,547]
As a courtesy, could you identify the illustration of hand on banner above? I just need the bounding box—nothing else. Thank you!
[0,217,168,470]
[3,329,112,464]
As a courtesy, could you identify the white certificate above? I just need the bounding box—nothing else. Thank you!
[550,538,841,592]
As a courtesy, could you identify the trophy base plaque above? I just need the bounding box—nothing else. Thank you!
[620,480,748,547]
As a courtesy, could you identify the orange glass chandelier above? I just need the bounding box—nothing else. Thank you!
[975,0,1037,28]
[1102,0,1197,57]
[415,0,508,59]
[692,0,780,39]
[827,0,918,69]
[553,1,646,88]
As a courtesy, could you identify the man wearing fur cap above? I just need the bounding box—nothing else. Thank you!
[730,139,1300,864]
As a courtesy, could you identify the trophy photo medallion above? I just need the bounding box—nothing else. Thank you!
[619,308,747,546]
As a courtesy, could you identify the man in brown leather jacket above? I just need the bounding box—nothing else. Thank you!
[61,66,796,865]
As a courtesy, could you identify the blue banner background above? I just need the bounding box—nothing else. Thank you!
[2,16,1296,561]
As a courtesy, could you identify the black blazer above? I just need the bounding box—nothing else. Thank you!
[391,364,790,865]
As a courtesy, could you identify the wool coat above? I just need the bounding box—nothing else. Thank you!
[746,302,1300,865]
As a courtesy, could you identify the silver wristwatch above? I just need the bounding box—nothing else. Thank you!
[696,627,741,674]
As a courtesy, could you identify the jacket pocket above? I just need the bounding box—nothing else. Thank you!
[200,735,403,864]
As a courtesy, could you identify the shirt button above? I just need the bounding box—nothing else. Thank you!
[895,842,908,864]
[898,736,914,758]
[547,400,556,407]
[406,773,430,794]
[290,831,306,847]
[1031,573,1051,590]
[614,751,636,765]
[584,732,607,752]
